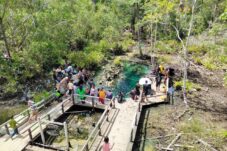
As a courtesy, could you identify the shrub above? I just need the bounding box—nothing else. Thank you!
[156,40,179,54]
[188,45,208,55]
[34,90,51,103]
[113,57,121,66]
[174,80,201,92]
[201,58,217,70]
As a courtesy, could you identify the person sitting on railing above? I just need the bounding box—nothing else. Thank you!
[98,88,106,104]
[9,116,19,139]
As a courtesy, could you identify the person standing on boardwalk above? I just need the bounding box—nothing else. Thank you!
[9,116,19,138]
[28,98,38,123]
[166,67,175,104]
[101,136,114,151]
[143,80,149,102]
[98,88,106,104]
[155,65,164,92]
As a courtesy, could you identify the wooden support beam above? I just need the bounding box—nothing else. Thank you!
[64,122,69,151]
[38,118,45,145]
[28,129,32,141]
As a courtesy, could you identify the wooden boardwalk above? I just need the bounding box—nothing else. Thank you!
[94,93,166,151]
[0,97,73,151]
[0,76,167,151]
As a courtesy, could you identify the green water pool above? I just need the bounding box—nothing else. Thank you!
[112,62,149,96]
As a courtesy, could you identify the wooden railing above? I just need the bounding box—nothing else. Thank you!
[0,93,56,136]
[80,97,115,151]
[130,102,141,142]
[21,97,72,140]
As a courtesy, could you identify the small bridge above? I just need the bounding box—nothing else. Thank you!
[0,76,167,151]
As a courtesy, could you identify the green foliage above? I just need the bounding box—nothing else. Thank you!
[202,58,218,70]
[33,90,51,103]
[68,51,104,68]
[113,57,121,66]
[156,40,180,54]
[0,0,133,95]
[0,105,27,124]
[188,45,208,55]
[174,80,201,92]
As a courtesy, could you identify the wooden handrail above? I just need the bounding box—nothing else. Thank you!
[80,97,114,151]
[0,93,56,131]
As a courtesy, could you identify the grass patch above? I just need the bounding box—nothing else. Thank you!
[201,58,218,70]
[224,74,227,87]
[0,105,27,124]
[179,118,204,134]
[157,55,171,64]
[188,45,208,55]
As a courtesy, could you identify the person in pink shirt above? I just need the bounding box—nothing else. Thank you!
[102,136,114,151]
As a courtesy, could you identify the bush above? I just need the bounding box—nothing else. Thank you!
[68,51,104,69]
[174,80,201,92]
[201,58,217,70]
[113,57,121,66]
[156,40,180,54]
[188,45,208,55]
[33,90,51,103]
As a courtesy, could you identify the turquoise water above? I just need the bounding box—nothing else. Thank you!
[112,62,149,96]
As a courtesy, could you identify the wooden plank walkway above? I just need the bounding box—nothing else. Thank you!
[107,99,139,151]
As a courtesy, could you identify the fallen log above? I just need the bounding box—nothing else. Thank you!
[165,133,182,151]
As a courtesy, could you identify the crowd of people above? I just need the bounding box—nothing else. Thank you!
[8,62,175,142]
[129,64,175,103]
[53,64,113,105]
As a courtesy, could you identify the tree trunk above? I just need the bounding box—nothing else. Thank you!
[0,17,11,59]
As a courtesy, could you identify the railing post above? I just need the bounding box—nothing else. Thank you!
[106,111,109,122]
[130,129,133,142]
[27,110,30,118]
[138,102,141,112]
[28,129,32,141]
[98,123,101,136]
[61,104,64,113]
[5,124,10,135]
[135,114,137,126]
[72,89,75,105]
[85,143,89,151]
[47,114,51,121]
